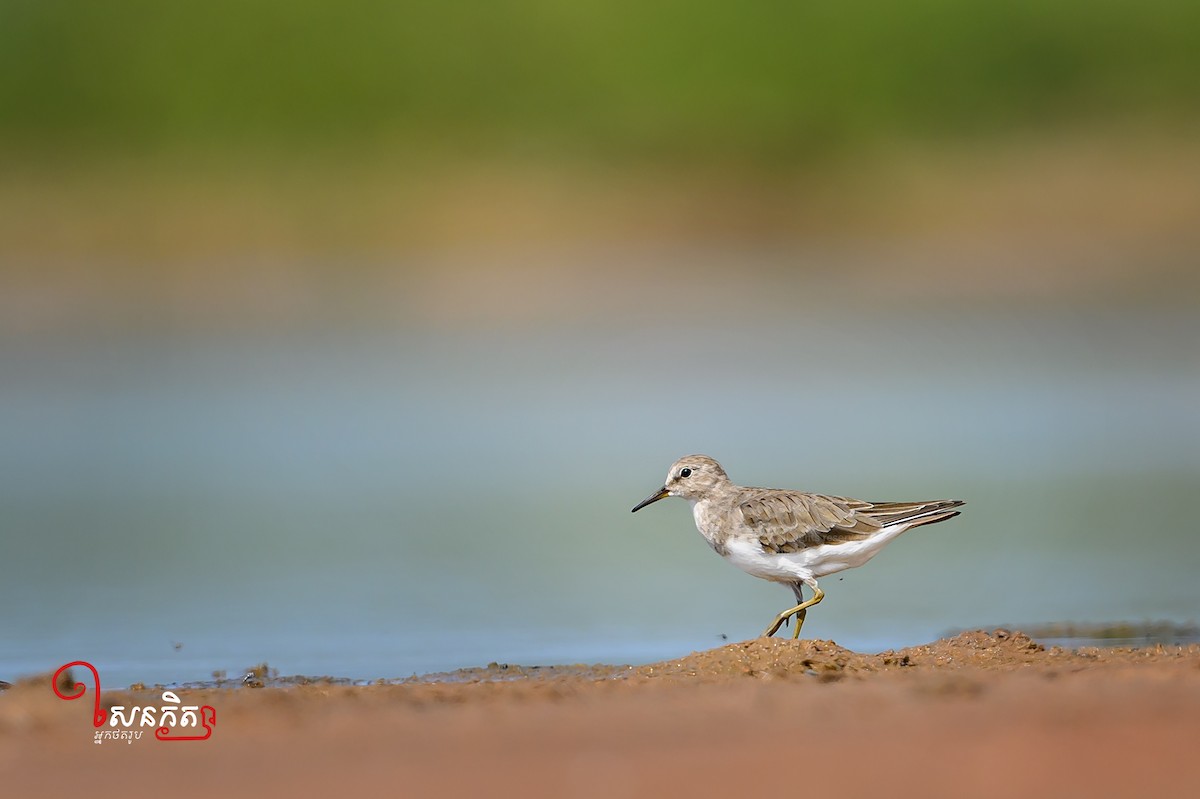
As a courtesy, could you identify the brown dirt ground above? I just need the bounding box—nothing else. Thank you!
[3,630,1199,798]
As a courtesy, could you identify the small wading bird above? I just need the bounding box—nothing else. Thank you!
[632,455,963,639]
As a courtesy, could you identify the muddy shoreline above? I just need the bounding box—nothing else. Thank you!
[4,630,1199,797]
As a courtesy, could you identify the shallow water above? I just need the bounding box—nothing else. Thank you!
[2,308,1197,688]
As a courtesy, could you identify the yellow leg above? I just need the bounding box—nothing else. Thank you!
[761,587,825,638]
[790,608,807,640]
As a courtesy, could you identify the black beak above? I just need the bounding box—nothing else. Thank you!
[631,486,670,513]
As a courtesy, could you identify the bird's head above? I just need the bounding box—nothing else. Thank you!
[631,454,729,511]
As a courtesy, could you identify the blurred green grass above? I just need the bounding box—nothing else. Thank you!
[2,0,1198,162]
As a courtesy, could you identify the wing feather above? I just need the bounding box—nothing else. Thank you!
[738,491,875,553]
[737,491,963,554]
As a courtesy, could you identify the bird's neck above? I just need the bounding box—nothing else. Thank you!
[691,497,724,545]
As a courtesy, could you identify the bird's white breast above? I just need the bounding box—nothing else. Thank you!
[690,499,726,550]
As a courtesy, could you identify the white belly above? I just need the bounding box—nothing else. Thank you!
[722,523,911,584]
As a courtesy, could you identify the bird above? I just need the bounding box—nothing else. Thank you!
[631,454,963,639]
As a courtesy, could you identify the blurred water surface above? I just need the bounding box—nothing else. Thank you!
[2,284,1196,688]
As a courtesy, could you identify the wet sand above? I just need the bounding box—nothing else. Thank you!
[4,630,1199,798]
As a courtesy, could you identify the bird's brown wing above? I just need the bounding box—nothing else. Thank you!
[737,490,879,553]
[737,491,964,554]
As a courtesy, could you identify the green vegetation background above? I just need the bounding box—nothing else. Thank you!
[3,0,1198,162]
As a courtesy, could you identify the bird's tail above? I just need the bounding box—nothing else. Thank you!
[867,499,964,530]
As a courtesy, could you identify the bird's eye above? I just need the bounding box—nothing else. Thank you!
[679,467,692,478]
